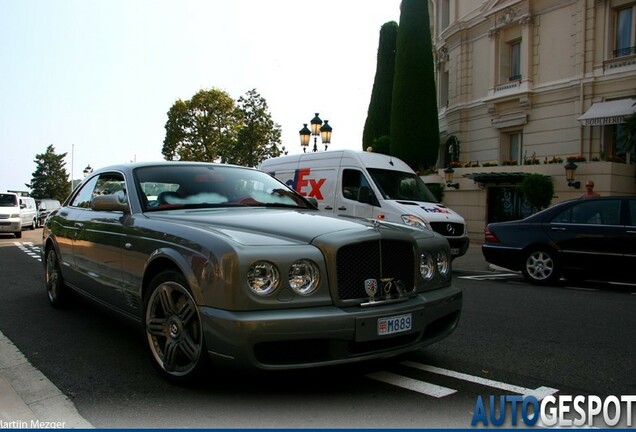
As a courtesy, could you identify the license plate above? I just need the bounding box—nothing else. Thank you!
[377,313,412,336]
[450,248,459,255]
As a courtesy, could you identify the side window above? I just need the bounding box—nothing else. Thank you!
[70,173,125,208]
[71,177,99,208]
[551,208,572,224]
[342,169,372,203]
[629,199,636,226]
[571,200,621,225]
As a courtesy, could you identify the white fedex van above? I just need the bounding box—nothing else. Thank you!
[260,149,470,257]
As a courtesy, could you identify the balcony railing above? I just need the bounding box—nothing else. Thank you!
[614,46,636,57]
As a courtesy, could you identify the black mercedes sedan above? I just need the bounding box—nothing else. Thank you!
[482,196,636,285]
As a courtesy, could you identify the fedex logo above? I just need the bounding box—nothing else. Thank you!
[421,206,452,214]
[286,168,326,200]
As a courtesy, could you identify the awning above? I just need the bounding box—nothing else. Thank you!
[463,172,528,185]
[577,99,636,126]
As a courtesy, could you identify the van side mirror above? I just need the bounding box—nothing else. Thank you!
[357,186,374,205]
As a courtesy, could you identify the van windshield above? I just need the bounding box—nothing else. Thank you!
[367,168,438,203]
[0,194,18,207]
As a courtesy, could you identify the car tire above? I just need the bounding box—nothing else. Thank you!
[45,247,71,308]
[521,247,560,285]
[14,230,22,239]
[144,270,209,384]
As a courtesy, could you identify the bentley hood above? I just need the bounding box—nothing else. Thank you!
[145,208,432,246]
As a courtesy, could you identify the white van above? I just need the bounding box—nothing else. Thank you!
[0,192,23,238]
[260,149,470,257]
[19,196,38,229]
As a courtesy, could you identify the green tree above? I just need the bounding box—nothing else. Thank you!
[372,135,392,155]
[162,88,282,166]
[390,0,440,170]
[363,21,398,153]
[222,89,282,167]
[519,174,554,212]
[162,88,239,162]
[27,144,71,202]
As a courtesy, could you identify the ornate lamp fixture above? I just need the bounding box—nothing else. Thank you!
[444,166,459,189]
[300,113,333,152]
[564,160,580,189]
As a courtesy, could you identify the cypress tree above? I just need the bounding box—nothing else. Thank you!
[390,0,440,169]
[362,21,398,153]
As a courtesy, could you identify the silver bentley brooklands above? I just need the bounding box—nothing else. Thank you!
[42,162,462,383]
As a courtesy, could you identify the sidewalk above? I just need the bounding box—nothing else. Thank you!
[0,331,92,429]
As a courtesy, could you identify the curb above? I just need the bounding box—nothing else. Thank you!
[0,331,92,429]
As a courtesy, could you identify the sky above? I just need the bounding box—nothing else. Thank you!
[0,0,403,192]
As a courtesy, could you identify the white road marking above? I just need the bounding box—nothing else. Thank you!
[457,273,520,280]
[14,242,41,262]
[366,371,456,398]
[401,361,559,400]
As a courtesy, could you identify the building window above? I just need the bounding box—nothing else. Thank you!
[497,31,522,85]
[440,0,450,33]
[509,40,521,81]
[615,5,635,57]
[439,70,449,107]
[604,123,635,164]
[502,131,523,164]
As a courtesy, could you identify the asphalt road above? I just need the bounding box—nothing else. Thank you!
[1,229,634,428]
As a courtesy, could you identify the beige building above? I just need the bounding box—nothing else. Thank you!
[425,0,636,242]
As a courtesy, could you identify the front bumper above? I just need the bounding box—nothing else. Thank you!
[0,221,21,233]
[448,236,470,257]
[200,284,462,370]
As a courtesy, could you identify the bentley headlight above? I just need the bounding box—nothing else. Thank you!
[436,250,450,277]
[247,261,280,295]
[288,259,320,296]
[401,214,431,230]
[419,252,436,280]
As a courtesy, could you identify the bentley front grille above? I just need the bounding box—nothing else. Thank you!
[336,240,415,301]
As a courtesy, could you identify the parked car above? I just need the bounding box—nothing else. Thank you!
[42,162,462,383]
[36,198,61,227]
[0,192,22,238]
[482,196,636,285]
[19,196,37,230]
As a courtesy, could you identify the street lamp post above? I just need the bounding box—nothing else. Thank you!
[299,113,332,152]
